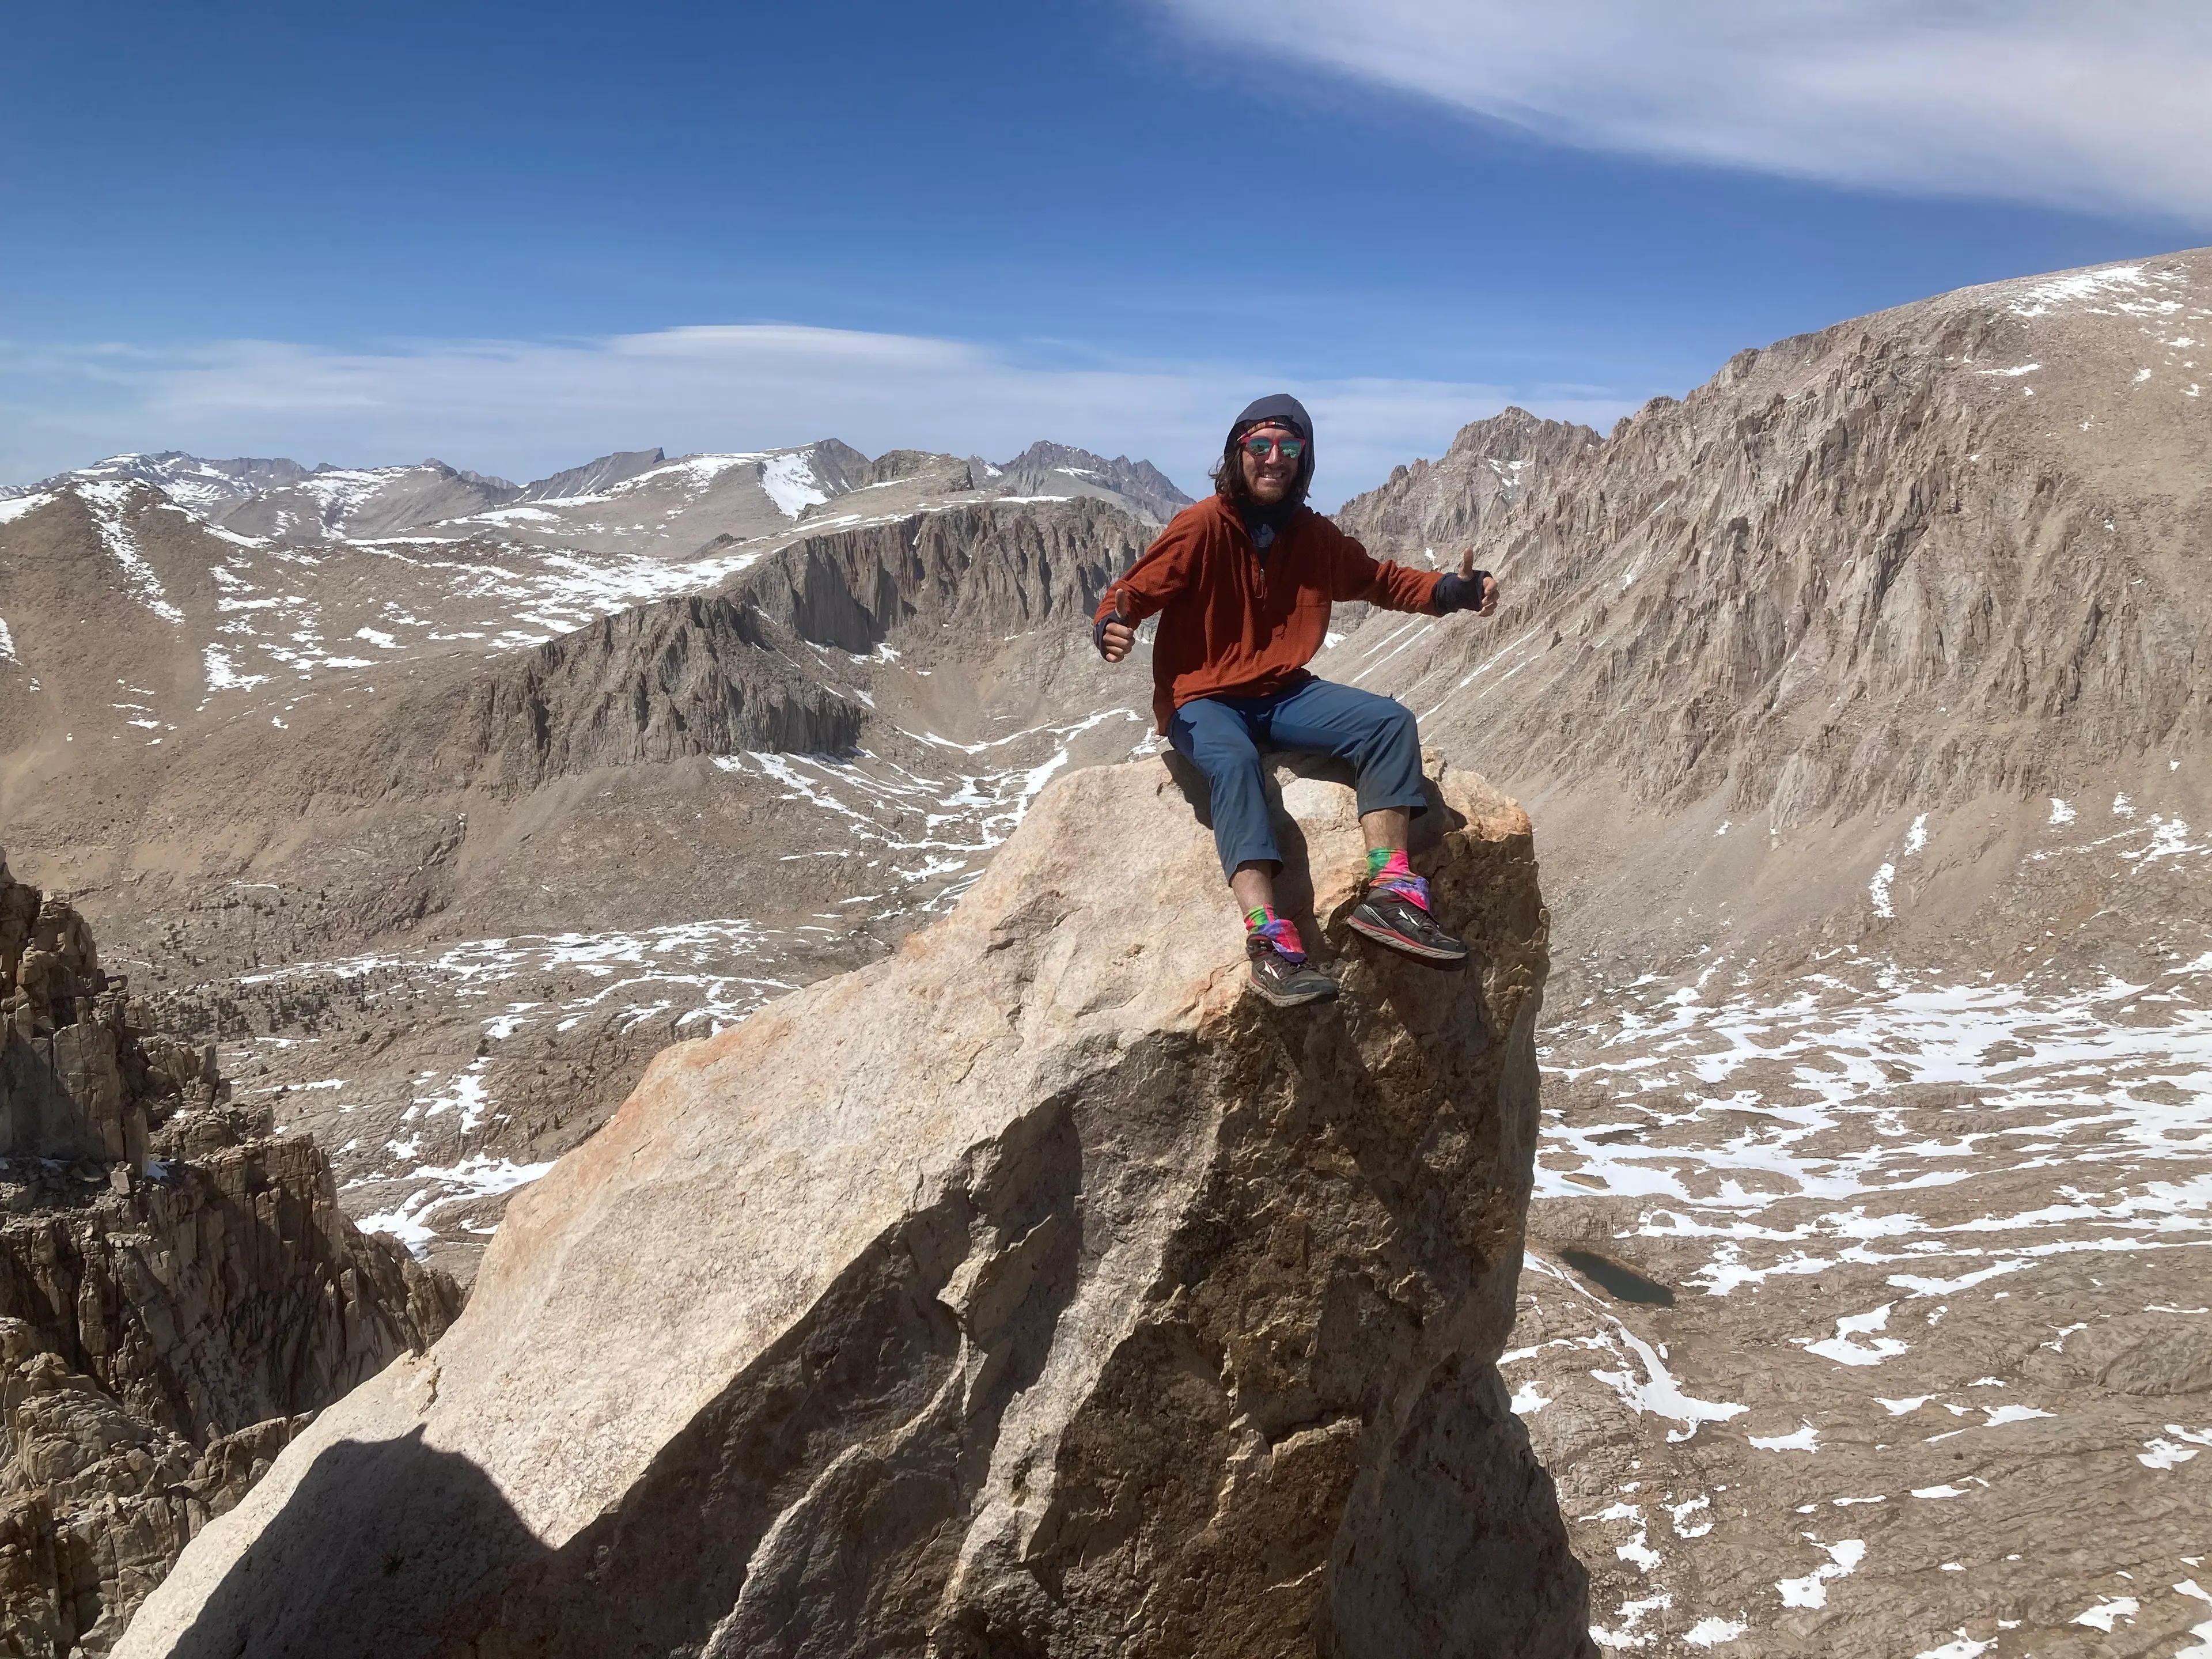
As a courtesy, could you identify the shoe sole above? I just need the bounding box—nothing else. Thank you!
[1346,908,1469,963]
[1247,973,1339,1008]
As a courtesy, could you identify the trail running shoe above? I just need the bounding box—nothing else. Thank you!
[1246,934,1339,1007]
[1347,885,1469,964]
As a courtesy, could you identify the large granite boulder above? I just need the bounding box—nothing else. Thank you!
[123,755,1589,1658]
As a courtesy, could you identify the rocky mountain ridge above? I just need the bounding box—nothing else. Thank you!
[1336,404,1604,558]
[979,439,1194,524]
[1,437,1194,560]
[1312,248,2212,1656]
[1340,256,2210,832]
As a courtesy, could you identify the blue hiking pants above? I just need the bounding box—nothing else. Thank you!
[1168,675,1426,881]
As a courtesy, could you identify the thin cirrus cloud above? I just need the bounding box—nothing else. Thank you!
[1156,0,2212,226]
[0,325,1636,508]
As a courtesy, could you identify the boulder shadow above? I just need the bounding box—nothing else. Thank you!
[167,1427,550,1659]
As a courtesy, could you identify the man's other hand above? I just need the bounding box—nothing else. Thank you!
[1456,547,1500,616]
[1099,617,1135,662]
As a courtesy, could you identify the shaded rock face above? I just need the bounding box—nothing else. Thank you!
[3,857,173,1171]
[0,856,461,1654]
[124,758,1589,1658]
[0,1141,463,1658]
[0,1129,461,1446]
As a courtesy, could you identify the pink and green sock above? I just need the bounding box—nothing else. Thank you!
[1365,847,1431,911]
[1244,906,1308,963]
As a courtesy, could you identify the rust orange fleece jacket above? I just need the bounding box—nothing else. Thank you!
[1093,493,1445,733]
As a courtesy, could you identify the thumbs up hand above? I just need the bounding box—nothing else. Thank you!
[1095,598,1135,662]
[1456,547,1499,616]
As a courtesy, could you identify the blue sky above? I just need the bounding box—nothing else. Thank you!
[4,1,2204,503]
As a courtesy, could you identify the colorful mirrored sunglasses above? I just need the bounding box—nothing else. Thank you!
[1241,434,1305,460]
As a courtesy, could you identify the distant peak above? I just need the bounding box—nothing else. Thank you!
[990,441,1194,522]
[419,459,517,489]
[519,448,672,502]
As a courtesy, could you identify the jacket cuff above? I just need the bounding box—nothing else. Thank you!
[1432,571,1483,613]
[1093,595,1125,656]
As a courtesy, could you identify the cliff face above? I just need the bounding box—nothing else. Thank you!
[1335,407,1601,559]
[0,851,461,1655]
[1336,251,2212,826]
[124,756,1589,1658]
[4,851,217,1173]
[0,1343,306,1659]
[0,1132,461,1449]
[435,496,1142,796]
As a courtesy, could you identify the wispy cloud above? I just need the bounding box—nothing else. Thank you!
[1157,0,2212,225]
[0,325,1635,507]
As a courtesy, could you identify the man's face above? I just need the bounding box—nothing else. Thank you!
[1238,424,1302,504]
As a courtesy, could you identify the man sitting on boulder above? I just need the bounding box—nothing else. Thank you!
[1093,393,1499,1007]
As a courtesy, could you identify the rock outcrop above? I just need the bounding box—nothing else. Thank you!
[0,1338,309,1659]
[4,852,178,1171]
[0,851,463,1654]
[123,756,1589,1657]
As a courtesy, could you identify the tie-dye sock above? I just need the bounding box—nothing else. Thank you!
[1364,847,1431,911]
[1244,906,1308,963]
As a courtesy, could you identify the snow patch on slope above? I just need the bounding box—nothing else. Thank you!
[74,481,184,622]
[759,452,830,518]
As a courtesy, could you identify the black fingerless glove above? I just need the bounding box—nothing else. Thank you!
[1432,570,1491,613]
[1093,597,1128,657]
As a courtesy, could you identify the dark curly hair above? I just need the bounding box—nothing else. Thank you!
[1212,420,1315,506]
